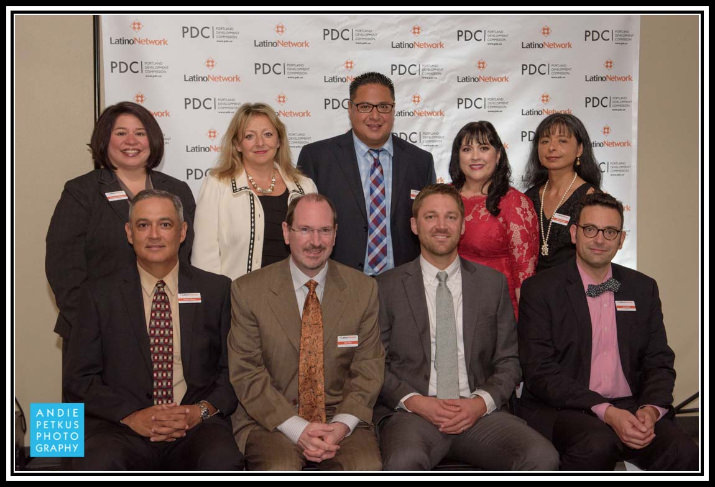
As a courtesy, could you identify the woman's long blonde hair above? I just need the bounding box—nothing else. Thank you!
[211,102,301,181]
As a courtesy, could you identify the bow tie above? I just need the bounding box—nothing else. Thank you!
[586,277,621,297]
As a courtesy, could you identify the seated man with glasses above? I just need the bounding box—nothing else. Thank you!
[298,71,435,276]
[227,193,384,470]
[517,192,698,471]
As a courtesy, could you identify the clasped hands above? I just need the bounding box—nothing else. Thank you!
[121,403,202,442]
[604,405,659,450]
[404,395,487,434]
[297,421,350,463]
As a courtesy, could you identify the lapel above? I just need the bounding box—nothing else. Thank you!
[177,264,198,374]
[611,264,634,371]
[268,259,302,352]
[564,259,594,383]
[390,135,405,226]
[97,168,130,224]
[459,258,479,377]
[401,258,432,366]
[337,131,368,221]
[120,266,152,376]
[321,261,348,346]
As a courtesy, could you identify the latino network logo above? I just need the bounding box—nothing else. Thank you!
[254,22,310,48]
[395,94,445,118]
[184,58,241,83]
[522,25,572,49]
[133,93,170,117]
[274,93,311,118]
[344,60,354,71]
[457,58,509,83]
[584,59,634,83]
[323,61,355,83]
[134,93,146,104]
[108,18,168,46]
[477,59,487,70]
[591,124,632,148]
[186,128,221,154]
[207,129,219,141]
[392,25,445,49]
[521,93,572,116]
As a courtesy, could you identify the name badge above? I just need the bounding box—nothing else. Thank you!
[615,300,636,312]
[178,293,202,304]
[410,189,420,200]
[551,212,571,226]
[337,335,359,348]
[105,190,128,202]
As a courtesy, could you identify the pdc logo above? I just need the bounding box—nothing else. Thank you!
[182,26,214,39]
[110,60,143,74]
[585,96,611,108]
[584,30,613,42]
[254,62,285,76]
[322,28,353,41]
[184,98,216,110]
[323,98,351,110]
[456,29,485,42]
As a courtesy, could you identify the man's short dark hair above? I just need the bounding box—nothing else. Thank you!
[129,189,184,224]
[574,191,624,228]
[412,184,465,219]
[349,72,395,101]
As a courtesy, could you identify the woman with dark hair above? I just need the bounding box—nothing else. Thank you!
[450,121,538,317]
[46,101,195,376]
[191,102,316,280]
[524,113,601,272]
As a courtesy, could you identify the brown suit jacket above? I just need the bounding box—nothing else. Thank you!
[228,258,385,452]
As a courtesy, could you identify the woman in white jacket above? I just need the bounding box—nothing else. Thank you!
[192,103,317,280]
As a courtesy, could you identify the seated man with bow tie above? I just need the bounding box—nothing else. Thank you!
[517,192,698,471]
[228,193,384,470]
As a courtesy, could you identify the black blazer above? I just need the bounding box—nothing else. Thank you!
[297,131,435,272]
[517,258,676,431]
[46,168,196,339]
[373,257,520,425]
[64,263,237,429]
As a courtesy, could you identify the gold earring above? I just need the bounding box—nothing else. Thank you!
[576,156,581,167]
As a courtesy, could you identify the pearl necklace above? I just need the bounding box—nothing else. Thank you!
[539,173,577,256]
[246,170,277,194]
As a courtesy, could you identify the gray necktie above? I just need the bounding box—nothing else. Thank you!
[436,271,459,399]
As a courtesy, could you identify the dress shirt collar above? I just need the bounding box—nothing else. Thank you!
[289,258,329,293]
[576,261,613,294]
[138,261,179,297]
[352,131,394,159]
[419,255,461,287]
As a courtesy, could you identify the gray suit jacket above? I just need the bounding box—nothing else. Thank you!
[228,258,385,452]
[373,257,520,424]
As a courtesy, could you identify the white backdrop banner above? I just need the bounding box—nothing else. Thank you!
[101,13,640,267]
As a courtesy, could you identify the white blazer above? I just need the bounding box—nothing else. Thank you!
[192,164,317,280]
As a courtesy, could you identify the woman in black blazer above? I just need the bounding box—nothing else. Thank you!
[46,101,195,373]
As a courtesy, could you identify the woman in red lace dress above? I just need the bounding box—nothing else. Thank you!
[450,121,538,318]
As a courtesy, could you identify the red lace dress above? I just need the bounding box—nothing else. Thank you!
[458,187,539,319]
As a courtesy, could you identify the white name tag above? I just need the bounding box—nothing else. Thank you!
[105,190,128,202]
[337,335,359,348]
[178,293,202,304]
[615,300,636,312]
[551,212,571,226]
[410,189,420,200]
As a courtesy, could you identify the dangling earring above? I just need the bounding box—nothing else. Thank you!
[575,156,581,167]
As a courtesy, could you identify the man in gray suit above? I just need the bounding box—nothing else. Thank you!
[374,184,558,471]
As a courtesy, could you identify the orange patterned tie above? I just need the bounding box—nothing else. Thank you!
[298,280,326,423]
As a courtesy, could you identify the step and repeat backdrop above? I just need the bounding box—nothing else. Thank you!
[101,14,640,266]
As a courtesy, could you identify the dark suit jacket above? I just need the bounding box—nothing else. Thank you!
[517,258,676,433]
[46,168,196,339]
[64,263,237,431]
[297,131,435,272]
[228,258,385,452]
[373,257,520,424]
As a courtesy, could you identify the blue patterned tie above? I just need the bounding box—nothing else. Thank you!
[367,149,388,274]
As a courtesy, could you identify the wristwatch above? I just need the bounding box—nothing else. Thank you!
[196,400,211,422]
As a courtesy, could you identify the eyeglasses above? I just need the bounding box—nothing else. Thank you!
[352,102,395,114]
[289,226,335,238]
[576,224,622,240]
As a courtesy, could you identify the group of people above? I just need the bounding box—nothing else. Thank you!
[45,72,698,472]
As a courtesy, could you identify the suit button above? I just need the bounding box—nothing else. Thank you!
[146,393,152,399]
[363,226,368,232]
[358,262,363,269]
